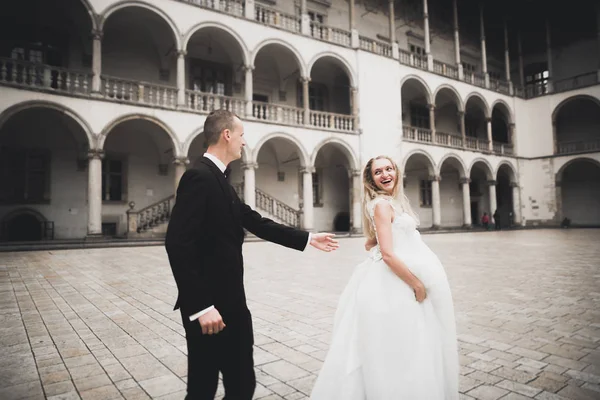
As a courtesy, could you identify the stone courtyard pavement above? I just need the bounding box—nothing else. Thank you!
[1,229,599,400]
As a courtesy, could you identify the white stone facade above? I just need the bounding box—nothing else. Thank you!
[0,0,599,241]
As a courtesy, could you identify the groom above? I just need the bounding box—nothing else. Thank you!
[165,110,339,399]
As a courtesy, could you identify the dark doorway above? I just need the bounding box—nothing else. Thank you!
[6,214,42,241]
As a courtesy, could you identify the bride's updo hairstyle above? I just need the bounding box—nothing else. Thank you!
[361,156,419,240]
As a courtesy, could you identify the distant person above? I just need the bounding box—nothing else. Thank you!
[561,217,571,229]
[481,212,490,230]
[493,209,501,230]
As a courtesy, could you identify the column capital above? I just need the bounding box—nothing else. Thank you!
[459,177,471,184]
[87,149,105,160]
[428,103,436,111]
[457,110,465,117]
[242,162,258,170]
[91,29,103,40]
[485,117,492,123]
[429,174,441,182]
[510,181,519,188]
[350,86,358,93]
[300,76,311,83]
[177,49,187,57]
[487,179,497,186]
[244,64,255,72]
[350,168,362,178]
[172,156,190,165]
[300,166,316,174]
[509,122,516,128]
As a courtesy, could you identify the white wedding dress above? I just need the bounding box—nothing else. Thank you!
[311,197,459,400]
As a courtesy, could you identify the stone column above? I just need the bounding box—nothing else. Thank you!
[509,123,517,154]
[429,104,436,139]
[480,4,489,88]
[243,162,257,210]
[301,77,310,126]
[518,31,525,87]
[423,0,433,71]
[87,149,104,237]
[460,177,472,227]
[486,117,493,151]
[244,65,254,117]
[488,180,497,223]
[546,19,554,92]
[350,169,362,234]
[504,19,512,94]
[597,4,600,79]
[552,119,558,154]
[301,167,315,231]
[431,175,441,229]
[244,0,255,19]
[173,157,189,196]
[351,86,359,130]
[176,50,187,107]
[350,0,359,48]
[300,0,310,35]
[458,111,466,148]
[389,0,399,59]
[453,0,463,80]
[511,182,521,226]
[91,29,102,94]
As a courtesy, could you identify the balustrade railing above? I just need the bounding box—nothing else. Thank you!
[492,142,514,155]
[554,72,598,93]
[255,4,300,32]
[186,90,246,116]
[101,76,177,108]
[252,102,304,126]
[359,36,392,57]
[0,58,91,95]
[464,72,486,88]
[309,110,355,133]
[490,79,511,94]
[127,196,174,234]
[402,126,433,143]
[435,131,463,148]
[255,188,300,227]
[433,61,458,79]
[181,0,244,16]
[557,139,600,155]
[309,22,351,47]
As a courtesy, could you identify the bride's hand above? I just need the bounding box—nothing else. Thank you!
[413,281,427,303]
[364,237,377,251]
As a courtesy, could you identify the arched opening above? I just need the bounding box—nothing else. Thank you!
[434,87,462,143]
[465,95,488,149]
[401,78,432,141]
[469,161,493,227]
[403,152,435,228]
[101,118,178,236]
[252,43,303,124]
[0,0,93,89]
[312,142,353,232]
[491,102,512,145]
[438,156,466,227]
[102,6,178,102]
[1,209,46,241]
[185,26,246,114]
[0,106,91,240]
[496,164,515,228]
[559,159,600,226]
[554,96,600,155]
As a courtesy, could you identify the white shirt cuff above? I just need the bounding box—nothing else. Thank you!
[189,305,214,321]
[305,232,312,250]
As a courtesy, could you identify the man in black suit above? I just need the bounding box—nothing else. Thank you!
[165,110,339,400]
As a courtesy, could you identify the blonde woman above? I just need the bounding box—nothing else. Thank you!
[311,155,459,399]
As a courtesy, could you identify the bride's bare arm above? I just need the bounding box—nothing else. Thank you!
[373,202,427,301]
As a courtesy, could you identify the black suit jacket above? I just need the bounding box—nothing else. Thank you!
[165,157,309,319]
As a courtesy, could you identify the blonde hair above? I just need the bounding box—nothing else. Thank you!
[361,155,419,240]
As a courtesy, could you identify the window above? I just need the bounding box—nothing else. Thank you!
[419,179,432,207]
[297,80,328,111]
[0,147,50,204]
[489,70,502,81]
[102,158,124,201]
[410,103,430,128]
[462,62,476,74]
[189,59,231,96]
[526,69,549,95]
[410,44,425,57]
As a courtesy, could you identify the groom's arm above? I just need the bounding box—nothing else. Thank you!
[165,169,214,318]
[240,203,310,251]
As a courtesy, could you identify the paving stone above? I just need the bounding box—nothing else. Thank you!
[466,384,509,400]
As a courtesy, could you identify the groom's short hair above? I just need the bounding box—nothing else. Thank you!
[204,110,240,147]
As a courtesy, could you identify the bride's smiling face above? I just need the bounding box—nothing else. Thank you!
[371,158,397,194]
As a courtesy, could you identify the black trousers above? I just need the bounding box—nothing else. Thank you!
[181,309,256,400]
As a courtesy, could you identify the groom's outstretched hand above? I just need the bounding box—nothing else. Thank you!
[198,308,226,335]
[310,233,339,252]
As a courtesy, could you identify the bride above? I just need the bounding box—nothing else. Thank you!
[310,155,459,399]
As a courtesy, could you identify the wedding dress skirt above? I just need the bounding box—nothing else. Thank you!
[311,199,459,400]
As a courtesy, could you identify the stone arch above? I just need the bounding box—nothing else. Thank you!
[438,153,467,178]
[433,84,464,112]
[495,160,518,183]
[464,92,491,118]
[468,157,494,180]
[310,138,359,170]
[1,208,48,241]
[79,0,99,30]
[551,94,600,123]
[99,114,182,156]
[402,149,436,175]
[0,101,95,149]
[99,1,182,50]
[252,132,309,166]
[400,75,433,104]
[308,52,357,87]
[251,39,307,78]
[183,127,252,162]
[556,157,600,183]
[491,99,514,124]
[183,21,249,66]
